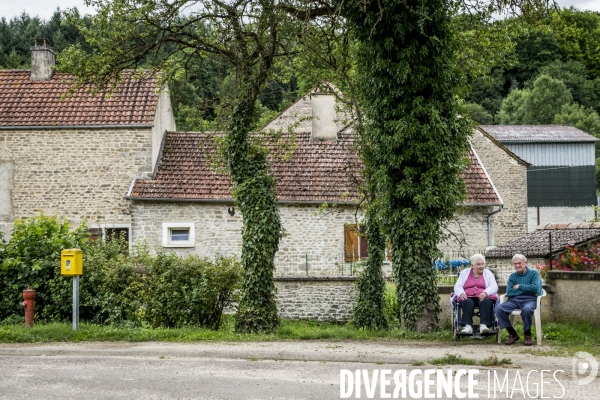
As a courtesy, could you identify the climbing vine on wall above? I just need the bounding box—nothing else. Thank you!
[341,0,472,331]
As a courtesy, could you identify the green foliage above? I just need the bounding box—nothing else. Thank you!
[59,0,296,333]
[0,214,88,322]
[352,215,387,330]
[0,9,91,69]
[464,102,494,125]
[0,215,241,329]
[499,74,572,124]
[383,283,401,329]
[534,60,600,113]
[549,8,600,79]
[343,0,472,332]
[554,103,600,136]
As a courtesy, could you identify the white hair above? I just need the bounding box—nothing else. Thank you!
[512,254,527,263]
[470,253,485,265]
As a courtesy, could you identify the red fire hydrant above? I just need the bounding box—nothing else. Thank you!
[21,287,36,327]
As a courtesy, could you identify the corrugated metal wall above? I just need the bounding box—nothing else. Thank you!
[505,143,595,166]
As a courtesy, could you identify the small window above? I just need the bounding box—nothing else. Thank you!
[162,222,195,248]
[170,229,190,242]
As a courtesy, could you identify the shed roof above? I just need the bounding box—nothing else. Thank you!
[485,223,600,258]
[0,70,159,127]
[128,131,502,205]
[480,125,598,143]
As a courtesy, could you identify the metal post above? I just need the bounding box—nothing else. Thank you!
[72,276,79,330]
[549,232,553,271]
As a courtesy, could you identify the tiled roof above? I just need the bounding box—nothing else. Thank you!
[480,125,598,143]
[0,70,159,127]
[129,131,502,205]
[463,148,502,205]
[485,223,600,258]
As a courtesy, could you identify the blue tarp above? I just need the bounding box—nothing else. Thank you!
[433,259,470,270]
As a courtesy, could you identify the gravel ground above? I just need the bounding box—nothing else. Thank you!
[0,340,597,399]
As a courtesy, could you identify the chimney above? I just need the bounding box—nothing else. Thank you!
[310,83,339,141]
[30,38,55,81]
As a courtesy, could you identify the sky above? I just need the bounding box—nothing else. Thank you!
[0,0,599,21]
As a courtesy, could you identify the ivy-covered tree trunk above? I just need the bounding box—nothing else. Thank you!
[352,211,387,330]
[342,0,472,331]
[229,85,281,333]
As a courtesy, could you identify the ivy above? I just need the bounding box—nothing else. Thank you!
[342,0,472,331]
[352,213,387,330]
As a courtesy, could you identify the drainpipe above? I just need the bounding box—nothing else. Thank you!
[486,205,504,247]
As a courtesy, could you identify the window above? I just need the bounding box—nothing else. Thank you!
[100,224,132,247]
[162,222,195,248]
[344,224,392,262]
[344,224,367,262]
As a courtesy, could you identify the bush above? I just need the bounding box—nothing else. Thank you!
[0,214,87,322]
[0,214,242,330]
[383,282,401,329]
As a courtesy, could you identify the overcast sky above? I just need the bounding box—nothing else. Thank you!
[0,0,598,21]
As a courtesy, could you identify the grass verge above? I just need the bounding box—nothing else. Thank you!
[0,318,598,357]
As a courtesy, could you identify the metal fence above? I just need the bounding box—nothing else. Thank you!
[270,248,496,280]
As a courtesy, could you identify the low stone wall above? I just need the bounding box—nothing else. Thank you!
[275,277,556,326]
[546,271,600,325]
[275,277,357,321]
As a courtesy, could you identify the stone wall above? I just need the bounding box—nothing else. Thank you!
[0,127,155,237]
[527,207,595,232]
[132,201,495,276]
[273,278,556,325]
[275,277,357,321]
[440,206,493,252]
[263,93,351,138]
[546,271,600,325]
[471,128,528,246]
[131,201,363,276]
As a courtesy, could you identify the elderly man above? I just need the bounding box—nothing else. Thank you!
[495,254,543,346]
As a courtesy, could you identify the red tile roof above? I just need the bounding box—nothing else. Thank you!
[0,70,159,127]
[129,131,501,205]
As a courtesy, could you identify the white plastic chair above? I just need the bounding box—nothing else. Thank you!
[497,289,546,345]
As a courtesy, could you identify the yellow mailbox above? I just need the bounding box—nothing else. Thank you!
[61,249,83,276]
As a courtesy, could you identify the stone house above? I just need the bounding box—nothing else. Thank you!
[480,125,598,231]
[0,40,176,239]
[127,86,529,276]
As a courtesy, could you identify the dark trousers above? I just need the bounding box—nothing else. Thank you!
[459,297,494,326]
[495,295,537,331]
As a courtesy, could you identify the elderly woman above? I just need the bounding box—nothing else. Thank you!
[453,253,498,334]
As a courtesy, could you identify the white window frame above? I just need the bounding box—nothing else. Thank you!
[100,223,132,250]
[162,222,195,248]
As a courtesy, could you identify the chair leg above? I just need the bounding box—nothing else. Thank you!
[535,310,542,346]
[497,327,502,344]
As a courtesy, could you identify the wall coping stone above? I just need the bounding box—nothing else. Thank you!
[547,271,600,280]
[275,276,357,282]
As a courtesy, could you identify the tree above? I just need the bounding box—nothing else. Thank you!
[59,0,320,333]
[549,8,600,79]
[464,102,494,124]
[531,60,600,114]
[499,74,572,124]
[554,103,600,137]
[340,0,473,332]
[524,74,572,124]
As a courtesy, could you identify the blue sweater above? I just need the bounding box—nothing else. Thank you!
[506,267,542,297]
